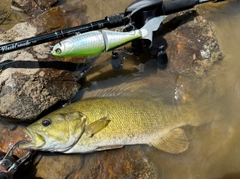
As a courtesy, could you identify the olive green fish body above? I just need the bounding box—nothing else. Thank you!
[64,97,184,153]
[20,87,203,154]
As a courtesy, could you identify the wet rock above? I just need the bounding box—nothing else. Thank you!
[12,0,58,17]
[29,6,66,34]
[0,71,80,121]
[29,2,87,35]
[0,2,89,121]
[156,10,222,76]
[0,22,80,121]
[0,121,29,158]
[16,146,157,179]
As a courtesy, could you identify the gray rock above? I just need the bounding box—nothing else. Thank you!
[161,11,223,76]
[0,23,81,121]
[0,1,89,121]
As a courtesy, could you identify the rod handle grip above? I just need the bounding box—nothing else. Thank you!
[105,13,125,28]
[163,0,199,15]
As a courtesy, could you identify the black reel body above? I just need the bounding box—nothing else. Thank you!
[111,0,167,70]
[126,0,167,59]
[125,0,164,29]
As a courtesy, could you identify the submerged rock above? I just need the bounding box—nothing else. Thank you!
[157,10,222,76]
[0,121,29,158]
[16,146,157,179]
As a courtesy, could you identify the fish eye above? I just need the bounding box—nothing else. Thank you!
[42,119,51,127]
[55,48,62,54]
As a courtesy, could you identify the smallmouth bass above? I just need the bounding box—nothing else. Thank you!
[19,86,211,154]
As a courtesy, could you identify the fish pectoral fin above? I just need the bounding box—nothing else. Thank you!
[150,128,189,154]
[85,117,111,137]
[94,145,123,151]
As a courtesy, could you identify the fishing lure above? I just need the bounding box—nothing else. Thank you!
[51,15,166,58]
[51,29,148,57]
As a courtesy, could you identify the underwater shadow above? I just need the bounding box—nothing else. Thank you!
[215,172,240,179]
[157,9,198,36]
[152,9,198,48]
[0,60,88,72]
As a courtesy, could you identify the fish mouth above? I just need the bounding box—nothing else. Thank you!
[19,128,46,150]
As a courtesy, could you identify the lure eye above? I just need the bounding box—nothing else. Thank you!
[42,119,51,127]
[55,48,62,54]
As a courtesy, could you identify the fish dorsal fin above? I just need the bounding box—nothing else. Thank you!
[91,85,177,107]
[80,75,142,99]
[95,86,176,104]
[150,128,189,154]
[95,88,128,97]
[85,117,111,137]
[81,72,177,106]
[82,77,146,99]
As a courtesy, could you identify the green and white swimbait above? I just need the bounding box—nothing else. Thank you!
[51,16,167,57]
[51,29,147,57]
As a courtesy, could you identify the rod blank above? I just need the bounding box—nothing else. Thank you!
[0,14,125,54]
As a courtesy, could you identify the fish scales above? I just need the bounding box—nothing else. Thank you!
[61,97,184,153]
[19,85,215,154]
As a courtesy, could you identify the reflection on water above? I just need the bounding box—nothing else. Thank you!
[142,1,240,179]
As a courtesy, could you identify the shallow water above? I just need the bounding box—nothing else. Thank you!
[142,1,240,179]
[1,0,240,178]
[81,1,240,179]
[0,0,27,31]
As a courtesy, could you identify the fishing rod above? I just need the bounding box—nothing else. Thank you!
[0,0,220,55]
